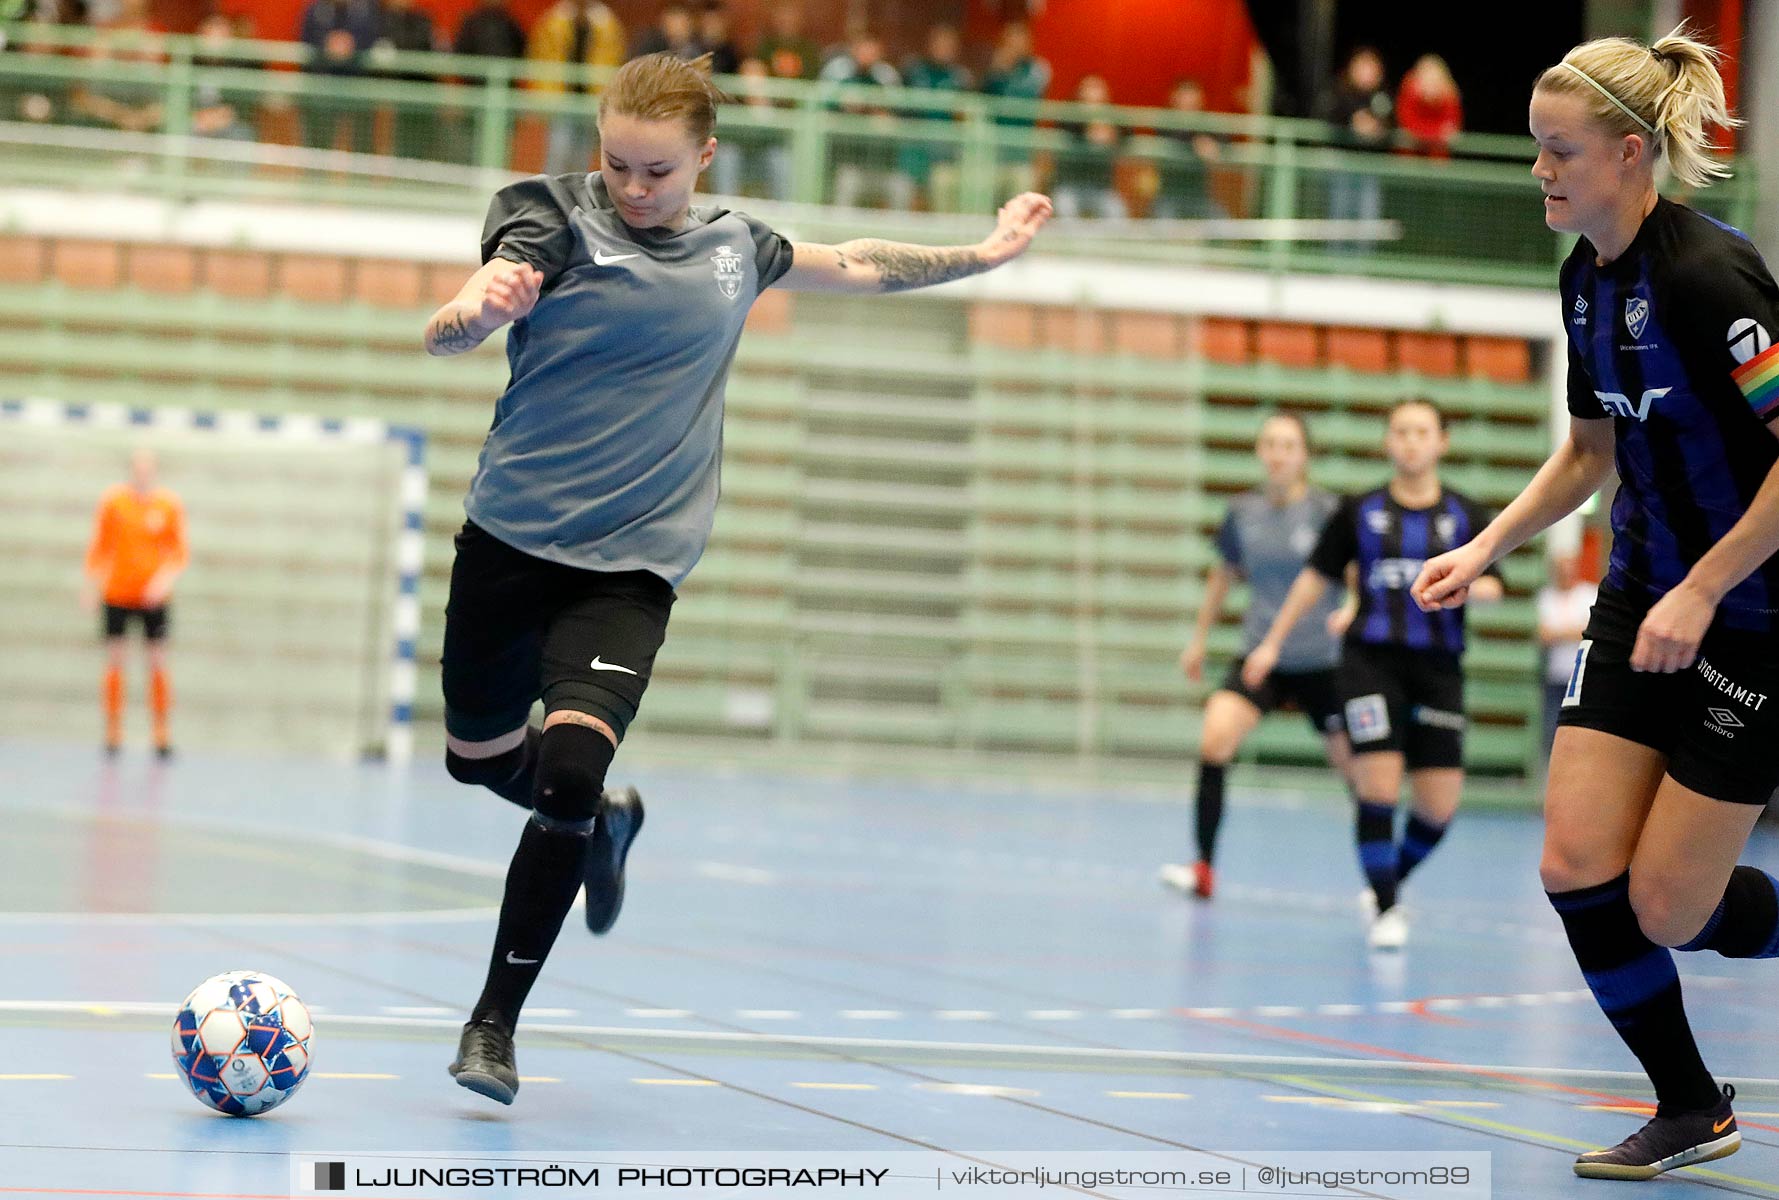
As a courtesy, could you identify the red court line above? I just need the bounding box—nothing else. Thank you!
[1179,1009,1779,1134]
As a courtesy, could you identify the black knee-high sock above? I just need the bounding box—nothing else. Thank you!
[487,726,542,809]
[1548,872,1719,1113]
[470,814,591,1031]
[471,726,613,1030]
[1396,813,1449,884]
[1680,866,1779,958]
[1194,761,1228,864]
[1355,799,1398,911]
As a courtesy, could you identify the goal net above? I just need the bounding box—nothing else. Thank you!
[0,398,425,761]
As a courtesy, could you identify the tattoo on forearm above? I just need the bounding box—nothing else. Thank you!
[429,310,481,353]
[836,252,849,270]
[848,240,987,293]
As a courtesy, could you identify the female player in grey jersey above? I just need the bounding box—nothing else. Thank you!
[422,52,1053,1104]
[1415,28,1779,1181]
[1162,412,1352,900]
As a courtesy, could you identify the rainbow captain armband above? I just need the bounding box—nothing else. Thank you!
[1733,342,1779,420]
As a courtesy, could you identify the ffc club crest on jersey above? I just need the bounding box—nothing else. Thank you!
[711,245,744,299]
[1625,295,1651,340]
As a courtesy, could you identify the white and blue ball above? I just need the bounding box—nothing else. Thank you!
[171,970,313,1116]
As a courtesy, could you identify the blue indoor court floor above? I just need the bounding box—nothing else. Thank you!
[4,738,1779,1199]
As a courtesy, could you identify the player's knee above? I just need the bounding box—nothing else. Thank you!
[445,729,528,787]
[1627,870,1704,948]
[531,722,617,828]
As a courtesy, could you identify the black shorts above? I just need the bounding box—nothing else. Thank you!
[1337,641,1466,769]
[102,604,168,641]
[1557,585,1779,806]
[1219,658,1344,736]
[441,522,675,744]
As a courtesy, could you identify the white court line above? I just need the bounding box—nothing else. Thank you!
[694,862,780,885]
[15,1000,1779,1097]
[0,906,499,927]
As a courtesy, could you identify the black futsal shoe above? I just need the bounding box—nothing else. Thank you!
[584,786,645,935]
[1574,1085,1739,1180]
[448,1016,519,1105]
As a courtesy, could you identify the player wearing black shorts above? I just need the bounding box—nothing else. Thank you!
[1414,27,1772,1179]
[1164,413,1350,900]
[1246,400,1502,949]
[423,52,1053,1104]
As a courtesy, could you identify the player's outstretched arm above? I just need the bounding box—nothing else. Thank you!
[425,258,546,356]
[1412,416,1614,611]
[778,193,1054,295]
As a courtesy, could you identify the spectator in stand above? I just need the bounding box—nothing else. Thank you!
[697,2,741,76]
[1320,46,1391,253]
[707,56,790,199]
[1147,78,1225,219]
[980,20,1051,200]
[298,0,379,152]
[1047,73,1126,220]
[758,1,819,81]
[1396,53,1462,157]
[455,0,525,63]
[1537,553,1596,763]
[4,0,91,125]
[631,3,699,61]
[70,0,165,136]
[371,0,440,160]
[820,29,910,210]
[900,23,972,211]
[527,1,625,174]
[189,12,255,143]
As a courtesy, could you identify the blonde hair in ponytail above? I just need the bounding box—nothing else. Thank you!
[1535,22,1740,188]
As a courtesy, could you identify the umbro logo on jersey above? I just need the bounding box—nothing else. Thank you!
[594,249,640,265]
[1434,513,1458,543]
[1364,509,1391,534]
[1707,707,1744,728]
[590,657,639,676]
[1625,295,1650,340]
[1573,296,1588,314]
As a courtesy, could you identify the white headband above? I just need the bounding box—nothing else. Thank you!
[1560,62,1656,135]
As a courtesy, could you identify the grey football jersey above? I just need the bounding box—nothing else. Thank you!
[1216,487,1343,671]
[463,172,794,587]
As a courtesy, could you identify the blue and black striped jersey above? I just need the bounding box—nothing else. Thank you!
[1308,487,1497,657]
[1562,197,1779,631]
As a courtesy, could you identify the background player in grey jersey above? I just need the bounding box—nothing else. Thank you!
[421,51,1053,1105]
[1162,413,1351,900]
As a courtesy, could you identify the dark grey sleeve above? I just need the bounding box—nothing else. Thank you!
[736,212,795,291]
[480,175,575,281]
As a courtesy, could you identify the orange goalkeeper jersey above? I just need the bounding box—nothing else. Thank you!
[86,484,188,608]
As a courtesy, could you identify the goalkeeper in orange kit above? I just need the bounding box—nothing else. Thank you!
[83,449,188,758]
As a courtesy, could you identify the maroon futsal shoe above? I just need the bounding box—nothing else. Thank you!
[1574,1085,1739,1180]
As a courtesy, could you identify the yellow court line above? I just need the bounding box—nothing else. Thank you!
[1423,1101,1502,1109]
[791,1082,878,1091]
[1582,1104,1656,1115]
[1268,1075,1779,1196]
[315,1072,399,1080]
[0,1074,71,1080]
[1106,1091,1190,1100]
[633,1078,719,1087]
[517,1076,561,1084]
[145,1073,177,1080]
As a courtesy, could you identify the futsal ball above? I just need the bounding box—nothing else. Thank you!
[171,970,313,1116]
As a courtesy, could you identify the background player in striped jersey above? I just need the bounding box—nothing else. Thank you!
[1244,400,1501,949]
[423,52,1052,1104]
[82,448,187,758]
[1162,412,1352,900]
[1415,26,1779,1182]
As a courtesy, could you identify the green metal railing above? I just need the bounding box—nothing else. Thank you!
[1,21,1758,286]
